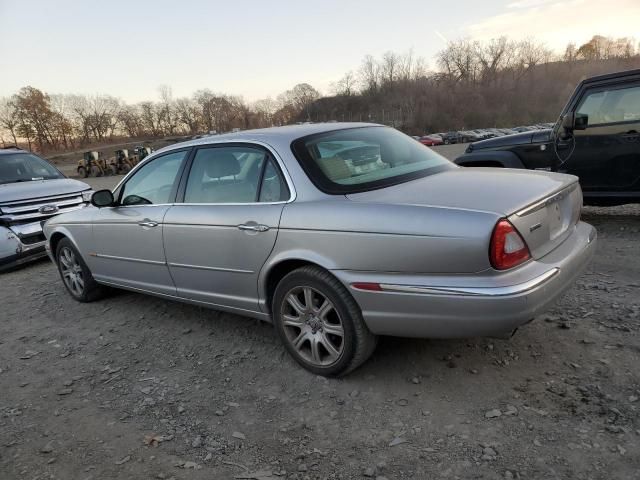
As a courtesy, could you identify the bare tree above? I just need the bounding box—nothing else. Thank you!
[359,55,380,93]
[333,71,357,96]
[0,97,20,145]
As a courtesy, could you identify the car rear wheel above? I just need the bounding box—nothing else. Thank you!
[273,266,377,376]
[56,238,105,302]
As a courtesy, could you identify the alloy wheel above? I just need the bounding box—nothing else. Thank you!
[280,286,345,366]
[59,246,85,296]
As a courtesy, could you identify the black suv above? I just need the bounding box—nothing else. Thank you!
[455,69,640,205]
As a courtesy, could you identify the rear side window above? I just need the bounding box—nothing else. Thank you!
[183,145,289,204]
[291,126,454,194]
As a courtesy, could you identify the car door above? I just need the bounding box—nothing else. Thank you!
[91,149,190,295]
[564,83,640,193]
[163,143,291,314]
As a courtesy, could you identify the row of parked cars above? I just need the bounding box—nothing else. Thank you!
[415,123,555,146]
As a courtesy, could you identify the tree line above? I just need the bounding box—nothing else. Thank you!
[310,35,640,133]
[0,83,320,152]
[1,34,638,152]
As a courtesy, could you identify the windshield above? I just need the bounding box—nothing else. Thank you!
[0,153,64,184]
[291,126,455,194]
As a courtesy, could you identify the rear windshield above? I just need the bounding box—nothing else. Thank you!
[0,153,64,184]
[291,126,454,194]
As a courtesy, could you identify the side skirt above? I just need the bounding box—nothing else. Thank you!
[96,279,271,322]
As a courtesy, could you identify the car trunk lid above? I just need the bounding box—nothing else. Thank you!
[507,181,582,259]
[346,167,581,260]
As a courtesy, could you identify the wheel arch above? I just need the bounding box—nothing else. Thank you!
[260,253,337,315]
[48,227,83,261]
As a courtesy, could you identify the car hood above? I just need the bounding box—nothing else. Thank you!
[470,129,552,150]
[0,178,91,204]
[346,167,576,216]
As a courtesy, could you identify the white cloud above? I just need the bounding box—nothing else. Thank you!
[467,0,640,51]
[507,0,556,8]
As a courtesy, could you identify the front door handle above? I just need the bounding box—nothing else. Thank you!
[238,223,269,232]
[138,220,159,228]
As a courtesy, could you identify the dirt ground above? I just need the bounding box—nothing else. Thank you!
[1,146,639,480]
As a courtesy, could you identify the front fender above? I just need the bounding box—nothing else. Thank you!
[0,226,22,259]
[44,224,88,265]
[455,150,525,169]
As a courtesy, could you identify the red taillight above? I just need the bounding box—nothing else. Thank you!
[490,219,531,270]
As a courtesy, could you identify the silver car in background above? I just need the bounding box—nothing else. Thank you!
[0,147,92,271]
[43,123,596,376]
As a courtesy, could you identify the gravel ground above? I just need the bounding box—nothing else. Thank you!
[1,147,639,480]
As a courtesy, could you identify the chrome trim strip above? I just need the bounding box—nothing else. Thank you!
[0,192,86,208]
[92,253,166,266]
[3,203,85,222]
[168,262,253,274]
[516,183,578,217]
[357,268,560,297]
[1,196,83,214]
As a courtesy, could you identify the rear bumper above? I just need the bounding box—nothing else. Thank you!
[333,221,596,338]
[0,225,47,271]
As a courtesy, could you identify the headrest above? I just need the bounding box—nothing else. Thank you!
[202,151,241,178]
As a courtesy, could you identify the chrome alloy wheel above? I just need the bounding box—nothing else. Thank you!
[59,246,85,296]
[280,286,345,366]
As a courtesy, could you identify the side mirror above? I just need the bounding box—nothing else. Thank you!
[561,112,588,132]
[574,113,588,130]
[91,189,115,208]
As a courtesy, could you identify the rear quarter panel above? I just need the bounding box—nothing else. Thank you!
[269,200,499,275]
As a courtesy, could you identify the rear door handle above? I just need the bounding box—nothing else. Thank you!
[138,220,159,228]
[238,223,269,232]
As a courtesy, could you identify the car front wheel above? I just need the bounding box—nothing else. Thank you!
[273,266,377,376]
[56,238,105,302]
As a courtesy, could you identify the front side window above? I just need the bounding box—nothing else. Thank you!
[0,153,64,185]
[120,150,187,205]
[576,85,640,126]
[184,146,289,203]
[291,126,454,194]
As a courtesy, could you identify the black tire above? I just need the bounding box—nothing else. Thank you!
[78,166,87,178]
[272,266,377,376]
[444,139,450,145]
[55,238,105,302]
[90,165,102,177]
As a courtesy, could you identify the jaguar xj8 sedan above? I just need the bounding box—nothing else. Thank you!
[44,123,596,376]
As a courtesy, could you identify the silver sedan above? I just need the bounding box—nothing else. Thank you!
[43,123,596,376]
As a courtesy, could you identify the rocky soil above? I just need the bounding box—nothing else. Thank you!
[1,197,639,479]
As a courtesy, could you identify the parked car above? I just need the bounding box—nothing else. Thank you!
[456,69,640,205]
[418,135,443,146]
[44,123,596,376]
[441,131,461,144]
[0,147,93,271]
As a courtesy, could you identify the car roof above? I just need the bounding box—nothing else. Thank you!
[583,68,640,85]
[157,122,383,154]
[0,147,27,155]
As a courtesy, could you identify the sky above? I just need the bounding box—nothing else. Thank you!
[0,0,638,103]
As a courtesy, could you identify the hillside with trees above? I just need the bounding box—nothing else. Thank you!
[1,35,638,153]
